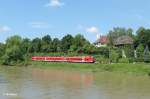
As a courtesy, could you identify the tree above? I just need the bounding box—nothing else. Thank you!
[83,44,95,54]
[93,47,109,57]
[42,35,52,44]
[61,34,74,52]
[29,38,42,52]
[136,44,145,62]
[136,27,150,48]
[41,35,53,52]
[0,43,5,57]
[20,38,31,54]
[0,43,5,64]
[110,49,120,63]
[52,38,61,52]
[107,27,134,46]
[2,35,24,65]
[6,35,22,48]
[71,34,90,53]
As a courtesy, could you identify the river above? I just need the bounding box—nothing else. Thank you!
[0,66,150,99]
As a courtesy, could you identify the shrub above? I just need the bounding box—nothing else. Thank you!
[128,58,136,63]
[95,55,109,63]
[109,49,119,63]
[118,58,129,63]
[94,47,109,58]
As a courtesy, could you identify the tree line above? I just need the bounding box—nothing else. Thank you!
[0,34,107,65]
[0,27,150,65]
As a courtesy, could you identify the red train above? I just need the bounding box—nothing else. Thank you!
[32,56,95,63]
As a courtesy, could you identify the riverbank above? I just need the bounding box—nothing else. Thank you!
[30,62,150,75]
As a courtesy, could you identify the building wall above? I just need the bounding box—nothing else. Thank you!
[95,43,107,47]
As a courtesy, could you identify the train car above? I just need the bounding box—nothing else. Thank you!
[32,56,95,63]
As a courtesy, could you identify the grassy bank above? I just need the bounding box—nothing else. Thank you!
[31,61,150,75]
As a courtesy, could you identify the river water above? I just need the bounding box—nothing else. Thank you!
[0,66,150,99]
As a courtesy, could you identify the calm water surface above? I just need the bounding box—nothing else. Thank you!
[0,66,150,99]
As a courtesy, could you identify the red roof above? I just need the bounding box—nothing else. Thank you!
[95,36,109,44]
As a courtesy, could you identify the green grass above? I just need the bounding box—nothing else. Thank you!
[30,61,150,75]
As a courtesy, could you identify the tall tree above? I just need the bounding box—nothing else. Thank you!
[2,35,24,65]
[52,38,61,52]
[136,27,150,47]
[0,43,5,57]
[29,38,42,52]
[71,34,90,53]
[41,35,53,52]
[6,35,22,48]
[61,34,74,52]
[20,38,31,54]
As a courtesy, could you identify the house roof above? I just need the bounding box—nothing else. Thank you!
[94,36,109,44]
[114,35,134,46]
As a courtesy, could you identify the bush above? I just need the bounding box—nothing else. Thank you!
[135,58,144,62]
[128,58,136,63]
[93,47,109,58]
[95,55,109,63]
[110,49,119,63]
[118,58,129,63]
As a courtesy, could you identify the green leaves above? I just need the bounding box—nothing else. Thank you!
[61,34,74,52]
[136,27,150,47]
[108,27,134,45]
[2,36,24,65]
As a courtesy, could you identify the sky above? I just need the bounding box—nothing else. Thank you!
[0,0,150,42]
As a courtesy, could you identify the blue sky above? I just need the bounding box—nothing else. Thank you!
[0,0,150,42]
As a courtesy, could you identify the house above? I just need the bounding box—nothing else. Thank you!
[114,35,134,58]
[114,35,134,46]
[94,35,109,47]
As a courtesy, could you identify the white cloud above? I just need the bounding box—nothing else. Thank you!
[86,26,99,34]
[30,22,50,29]
[45,0,64,7]
[0,26,11,33]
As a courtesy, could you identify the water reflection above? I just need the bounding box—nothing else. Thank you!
[0,66,150,99]
[32,69,94,87]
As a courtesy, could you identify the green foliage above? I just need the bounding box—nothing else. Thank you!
[108,27,134,45]
[2,36,24,65]
[83,44,95,54]
[73,34,88,47]
[136,44,144,52]
[136,27,150,47]
[118,58,129,63]
[1,36,29,65]
[0,43,5,57]
[110,49,120,63]
[136,44,144,62]
[0,43,5,64]
[71,34,90,53]
[52,38,61,52]
[0,27,150,66]
[61,34,74,52]
[6,35,22,48]
[41,35,53,52]
[124,45,134,58]
[29,38,42,53]
[20,38,31,54]
[32,62,150,75]
[94,55,109,63]
[94,47,109,58]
